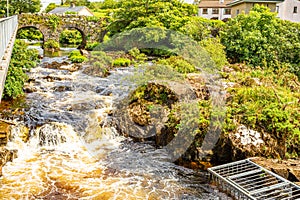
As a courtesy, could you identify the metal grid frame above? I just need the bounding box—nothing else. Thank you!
[208,158,300,200]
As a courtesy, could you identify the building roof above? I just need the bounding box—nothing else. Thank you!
[49,6,93,15]
[198,0,232,8]
[227,0,284,6]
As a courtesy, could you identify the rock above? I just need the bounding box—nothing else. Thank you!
[43,61,69,69]
[113,81,196,141]
[82,65,110,78]
[211,125,283,165]
[0,147,18,176]
[186,73,210,100]
[80,49,89,57]
[52,85,73,92]
[251,157,300,183]
[23,84,37,93]
[60,63,82,72]
[0,121,11,146]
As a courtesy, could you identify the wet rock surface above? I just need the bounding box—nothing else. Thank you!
[252,157,300,185]
[0,148,17,176]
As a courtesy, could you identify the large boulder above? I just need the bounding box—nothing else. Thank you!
[113,81,196,141]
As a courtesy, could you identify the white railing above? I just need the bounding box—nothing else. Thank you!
[0,15,18,61]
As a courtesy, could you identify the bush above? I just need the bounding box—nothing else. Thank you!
[68,50,87,63]
[112,58,131,67]
[199,38,228,70]
[86,42,100,51]
[223,65,300,158]
[44,39,60,50]
[3,40,39,99]
[59,30,82,45]
[128,47,147,63]
[17,27,43,41]
[221,5,300,78]
[156,56,196,74]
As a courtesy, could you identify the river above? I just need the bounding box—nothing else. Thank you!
[0,46,229,199]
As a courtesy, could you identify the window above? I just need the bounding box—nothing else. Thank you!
[224,8,231,15]
[202,8,208,14]
[276,6,279,13]
[293,6,297,13]
[236,9,240,15]
[212,8,219,14]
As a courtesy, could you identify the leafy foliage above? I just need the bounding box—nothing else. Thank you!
[3,40,39,99]
[45,3,56,13]
[156,56,196,74]
[44,39,60,50]
[68,50,87,63]
[0,0,41,16]
[199,38,228,69]
[59,30,82,45]
[221,5,300,78]
[109,0,197,35]
[180,16,225,41]
[112,58,131,67]
[17,27,43,41]
[224,64,300,158]
[46,15,61,31]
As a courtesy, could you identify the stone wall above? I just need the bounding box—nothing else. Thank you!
[18,13,108,49]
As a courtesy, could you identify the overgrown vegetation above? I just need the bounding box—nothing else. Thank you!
[3,40,39,98]
[59,29,82,45]
[44,39,60,50]
[221,5,300,79]
[17,27,43,41]
[68,50,87,63]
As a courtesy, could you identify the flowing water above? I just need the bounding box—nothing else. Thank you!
[0,47,228,199]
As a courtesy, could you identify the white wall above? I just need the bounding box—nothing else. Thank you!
[198,8,231,20]
[78,9,94,17]
[277,0,300,22]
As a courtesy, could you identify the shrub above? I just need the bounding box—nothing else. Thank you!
[112,58,131,67]
[59,30,82,45]
[44,39,60,50]
[221,5,300,78]
[86,42,100,51]
[128,47,147,63]
[199,38,228,70]
[156,56,196,74]
[68,50,87,63]
[17,27,43,41]
[3,40,39,99]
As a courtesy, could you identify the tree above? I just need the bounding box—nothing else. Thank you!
[109,0,197,35]
[45,3,56,13]
[0,0,41,15]
[221,5,300,73]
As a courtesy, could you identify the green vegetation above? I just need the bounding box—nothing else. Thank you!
[156,56,196,74]
[59,30,82,45]
[112,58,131,67]
[44,39,60,50]
[68,50,87,63]
[45,3,56,13]
[223,65,300,158]
[0,0,41,16]
[221,5,300,78]
[46,15,61,32]
[17,27,43,41]
[3,40,39,98]
[108,0,197,35]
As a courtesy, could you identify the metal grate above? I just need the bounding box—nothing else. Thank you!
[208,159,300,200]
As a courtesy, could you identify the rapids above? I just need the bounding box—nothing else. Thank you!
[0,47,229,199]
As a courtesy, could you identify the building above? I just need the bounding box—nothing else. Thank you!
[227,0,284,17]
[48,4,94,16]
[277,0,300,22]
[198,0,232,20]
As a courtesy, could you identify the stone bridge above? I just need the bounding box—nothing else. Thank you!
[18,13,108,49]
